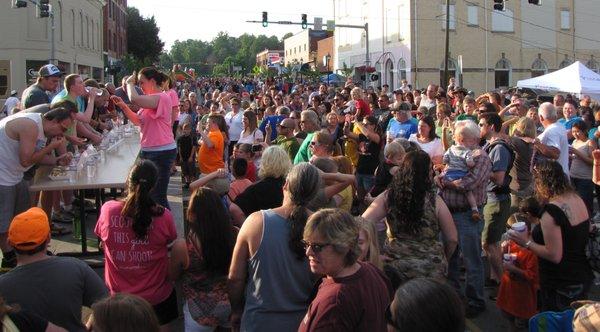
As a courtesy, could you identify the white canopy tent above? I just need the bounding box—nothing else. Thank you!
[517,61,600,98]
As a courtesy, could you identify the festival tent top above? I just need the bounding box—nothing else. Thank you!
[516,61,600,96]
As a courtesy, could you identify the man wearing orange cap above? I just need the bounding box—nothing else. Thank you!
[0,208,107,332]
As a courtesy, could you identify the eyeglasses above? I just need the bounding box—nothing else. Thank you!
[302,240,332,253]
[478,122,487,127]
[378,99,387,103]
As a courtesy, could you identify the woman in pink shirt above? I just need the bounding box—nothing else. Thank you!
[111,67,176,209]
[95,160,178,328]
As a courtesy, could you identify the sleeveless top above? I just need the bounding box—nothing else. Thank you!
[383,191,447,283]
[241,209,314,332]
[570,140,592,180]
[0,113,45,186]
[532,203,593,289]
[181,235,230,327]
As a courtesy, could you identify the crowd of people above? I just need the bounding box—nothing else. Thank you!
[1,62,600,331]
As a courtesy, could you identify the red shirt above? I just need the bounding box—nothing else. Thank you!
[298,262,392,332]
[354,99,371,118]
[95,200,177,305]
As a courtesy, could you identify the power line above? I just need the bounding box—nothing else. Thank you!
[467,1,600,44]
[453,16,596,60]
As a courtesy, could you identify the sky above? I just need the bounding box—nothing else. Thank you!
[127,0,335,51]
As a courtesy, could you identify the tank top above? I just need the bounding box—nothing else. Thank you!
[0,113,45,186]
[570,140,592,180]
[532,203,593,289]
[241,209,314,332]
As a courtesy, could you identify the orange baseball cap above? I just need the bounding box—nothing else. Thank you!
[8,207,50,250]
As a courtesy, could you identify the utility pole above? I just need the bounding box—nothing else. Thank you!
[49,4,55,65]
[443,0,450,88]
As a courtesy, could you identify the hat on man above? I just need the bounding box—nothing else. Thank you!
[38,64,63,78]
[8,207,50,251]
[10,90,17,97]
[278,118,296,129]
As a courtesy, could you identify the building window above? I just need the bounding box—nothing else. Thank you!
[441,5,456,30]
[385,59,394,90]
[588,57,599,74]
[80,12,84,45]
[495,54,511,88]
[492,8,514,32]
[560,10,570,30]
[385,8,392,43]
[559,55,573,69]
[531,55,548,77]
[397,58,407,83]
[467,5,478,26]
[86,16,90,48]
[304,44,307,52]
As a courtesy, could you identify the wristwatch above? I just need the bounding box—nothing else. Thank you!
[524,240,532,248]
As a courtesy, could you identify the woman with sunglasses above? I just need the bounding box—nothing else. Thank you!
[228,163,321,332]
[299,209,392,331]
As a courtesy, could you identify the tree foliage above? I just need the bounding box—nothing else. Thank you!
[164,32,288,76]
[126,7,164,69]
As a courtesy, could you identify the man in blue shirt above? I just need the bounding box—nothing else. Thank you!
[259,106,290,142]
[385,103,417,142]
[557,101,581,140]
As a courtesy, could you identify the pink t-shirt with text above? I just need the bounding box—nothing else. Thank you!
[95,200,178,305]
[137,92,175,149]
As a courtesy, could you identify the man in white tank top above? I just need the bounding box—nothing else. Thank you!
[0,107,73,268]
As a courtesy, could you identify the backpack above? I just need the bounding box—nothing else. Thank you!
[484,139,515,195]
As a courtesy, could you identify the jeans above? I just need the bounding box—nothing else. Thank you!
[447,208,486,309]
[139,148,177,209]
[572,177,594,217]
[356,173,375,192]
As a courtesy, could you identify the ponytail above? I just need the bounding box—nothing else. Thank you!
[121,160,163,239]
[288,203,310,260]
[139,67,169,87]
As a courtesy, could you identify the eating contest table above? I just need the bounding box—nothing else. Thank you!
[29,133,141,255]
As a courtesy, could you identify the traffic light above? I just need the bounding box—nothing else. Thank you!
[37,0,50,18]
[528,0,542,5]
[301,14,307,29]
[11,0,27,8]
[493,0,505,11]
[262,11,268,27]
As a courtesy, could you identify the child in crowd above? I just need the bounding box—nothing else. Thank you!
[496,213,539,332]
[369,140,405,197]
[177,123,197,188]
[232,143,257,182]
[228,158,252,202]
[440,130,482,221]
[356,218,383,270]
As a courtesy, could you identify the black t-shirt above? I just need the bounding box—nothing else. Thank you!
[177,135,194,160]
[22,84,50,109]
[356,133,381,175]
[234,176,285,216]
[8,310,49,332]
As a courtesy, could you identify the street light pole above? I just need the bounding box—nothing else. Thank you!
[365,22,370,89]
[443,0,450,88]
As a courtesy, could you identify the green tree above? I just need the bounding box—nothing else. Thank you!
[126,7,164,67]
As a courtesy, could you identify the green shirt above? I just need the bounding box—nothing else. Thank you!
[294,132,314,164]
[456,114,477,122]
[274,135,300,162]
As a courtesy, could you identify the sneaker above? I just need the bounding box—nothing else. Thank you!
[52,210,74,223]
[465,305,485,318]
[72,198,96,212]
